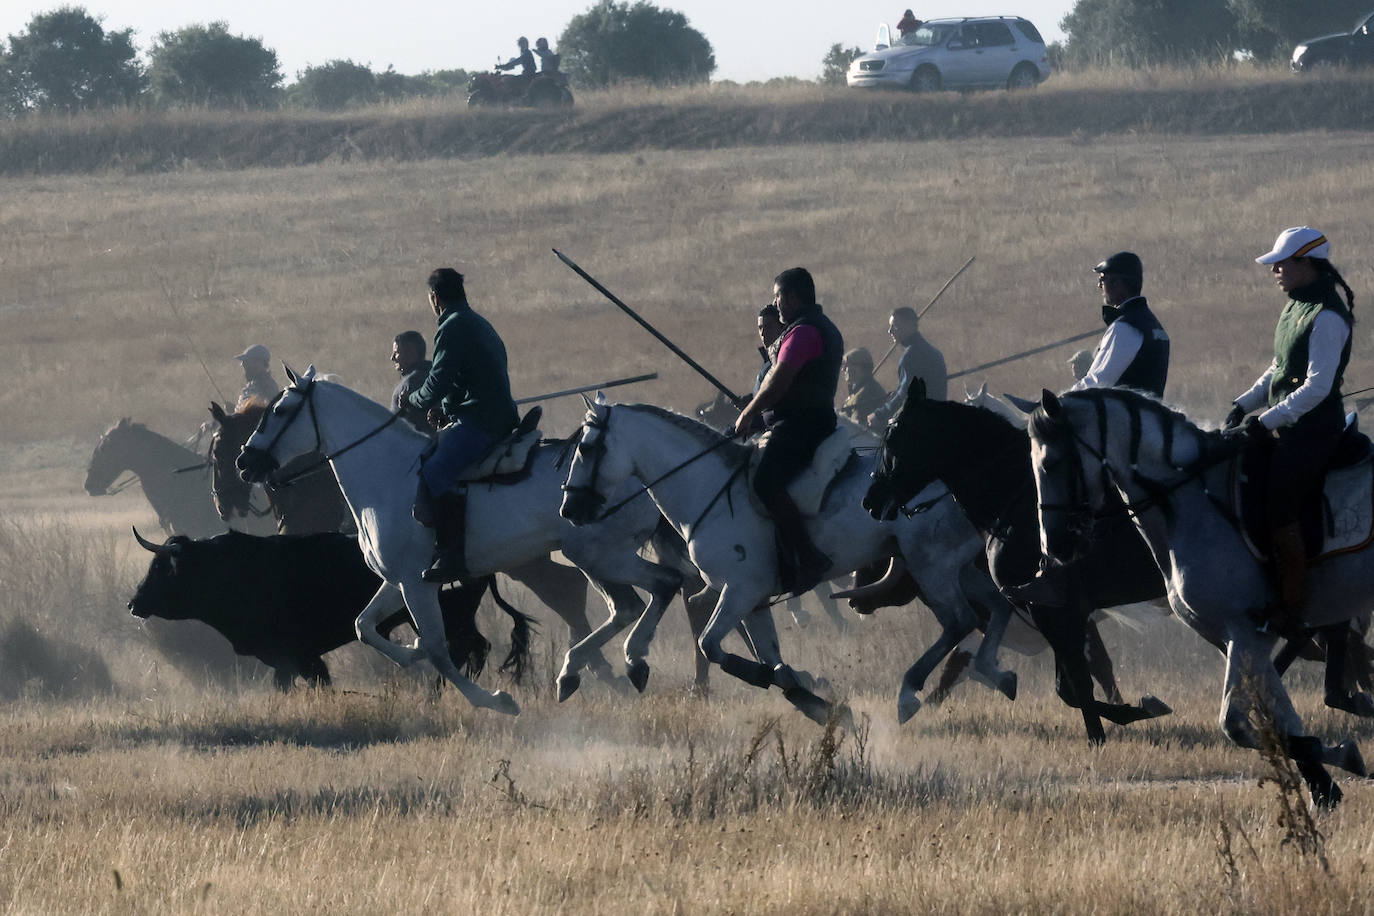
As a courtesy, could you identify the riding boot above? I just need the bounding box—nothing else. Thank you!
[422,489,471,584]
[764,491,832,595]
[1268,522,1308,638]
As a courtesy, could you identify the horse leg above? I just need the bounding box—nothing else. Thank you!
[620,562,689,693]
[738,603,834,726]
[1318,623,1374,718]
[355,582,423,667]
[1085,619,1125,704]
[555,581,645,702]
[958,567,1018,700]
[897,617,974,725]
[1028,599,1105,745]
[272,667,295,692]
[398,579,519,715]
[785,594,809,627]
[685,584,715,697]
[506,560,615,683]
[813,587,850,632]
[1219,634,1351,809]
[926,646,974,707]
[300,656,331,688]
[700,586,783,690]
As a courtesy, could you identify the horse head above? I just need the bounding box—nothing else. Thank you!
[236,366,318,484]
[84,418,134,494]
[1028,390,1100,568]
[863,379,941,520]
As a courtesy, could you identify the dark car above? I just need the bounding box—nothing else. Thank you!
[1292,10,1374,71]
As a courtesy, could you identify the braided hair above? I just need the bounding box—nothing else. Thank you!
[1311,257,1356,320]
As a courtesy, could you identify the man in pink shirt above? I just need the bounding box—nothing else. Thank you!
[734,268,845,593]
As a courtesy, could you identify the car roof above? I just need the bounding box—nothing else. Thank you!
[923,16,1037,26]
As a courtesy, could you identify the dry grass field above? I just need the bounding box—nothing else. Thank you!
[4,82,1374,911]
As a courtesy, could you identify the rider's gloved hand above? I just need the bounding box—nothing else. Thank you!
[1222,402,1246,431]
[1223,415,1265,442]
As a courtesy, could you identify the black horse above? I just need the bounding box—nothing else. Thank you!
[864,381,1174,743]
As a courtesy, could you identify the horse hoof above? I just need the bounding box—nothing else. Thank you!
[1313,779,1343,810]
[1335,740,1368,778]
[772,664,802,692]
[491,690,521,716]
[1139,695,1173,718]
[998,671,1018,702]
[556,674,581,702]
[897,693,922,724]
[627,660,650,693]
[1326,691,1374,719]
[782,687,830,726]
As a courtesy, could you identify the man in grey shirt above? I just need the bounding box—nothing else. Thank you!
[868,307,946,427]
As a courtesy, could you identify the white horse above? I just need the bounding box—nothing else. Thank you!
[236,367,692,714]
[559,399,1021,724]
[1030,387,1369,807]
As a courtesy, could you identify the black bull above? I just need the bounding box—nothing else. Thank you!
[128,528,534,690]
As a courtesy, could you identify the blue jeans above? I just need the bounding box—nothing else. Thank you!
[421,422,494,494]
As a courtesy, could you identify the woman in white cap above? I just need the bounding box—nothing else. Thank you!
[1223,226,1357,635]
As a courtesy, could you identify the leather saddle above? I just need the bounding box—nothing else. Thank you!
[1233,413,1374,563]
[455,406,543,485]
[747,425,855,517]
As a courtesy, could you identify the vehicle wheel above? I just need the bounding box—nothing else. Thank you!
[467,85,495,108]
[911,67,941,93]
[526,79,565,107]
[1006,63,1039,90]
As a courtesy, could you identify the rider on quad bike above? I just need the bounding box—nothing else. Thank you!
[468,36,574,108]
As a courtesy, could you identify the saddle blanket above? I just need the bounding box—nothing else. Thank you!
[748,426,853,517]
[1234,454,1374,563]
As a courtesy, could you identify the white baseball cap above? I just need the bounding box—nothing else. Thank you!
[234,344,270,362]
[1256,226,1329,264]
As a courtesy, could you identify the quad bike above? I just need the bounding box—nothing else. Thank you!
[467,71,574,108]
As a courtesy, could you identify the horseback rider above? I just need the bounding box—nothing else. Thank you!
[234,344,280,411]
[869,307,945,427]
[534,37,560,73]
[754,303,784,392]
[733,268,844,593]
[390,330,434,434]
[1070,251,1170,397]
[1223,227,1357,636]
[839,347,888,431]
[408,268,519,584]
[496,37,536,79]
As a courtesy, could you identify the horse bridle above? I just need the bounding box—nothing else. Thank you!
[560,406,611,511]
[245,380,402,486]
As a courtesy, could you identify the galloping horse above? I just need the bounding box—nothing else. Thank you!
[85,418,227,538]
[1030,388,1371,807]
[560,399,1023,724]
[236,367,700,713]
[863,381,1173,743]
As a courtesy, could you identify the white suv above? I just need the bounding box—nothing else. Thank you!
[847,17,1050,92]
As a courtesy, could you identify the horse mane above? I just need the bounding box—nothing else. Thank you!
[1043,388,1222,443]
[623,402,752,462]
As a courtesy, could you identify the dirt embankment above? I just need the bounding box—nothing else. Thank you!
[3,76,1372,176]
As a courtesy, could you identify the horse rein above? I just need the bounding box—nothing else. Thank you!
[249,382,403,488]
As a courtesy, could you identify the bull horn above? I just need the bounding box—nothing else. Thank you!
[131,526,168,554]
[830,555,908,601]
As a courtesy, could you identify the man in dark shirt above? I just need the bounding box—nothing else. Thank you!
[534,37,560,73]
[390,330,433,434]
[496,37,536,78]
[734,268,844,593]
[409,268,519,583]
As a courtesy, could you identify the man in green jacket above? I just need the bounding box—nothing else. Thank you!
[409,268,519,584]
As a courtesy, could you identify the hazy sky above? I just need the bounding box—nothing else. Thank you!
[4,2,1075,84]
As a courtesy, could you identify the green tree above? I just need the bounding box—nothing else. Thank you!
[148,22,281,108]
[559,1,715,88]
[2,6,144,115]
[288,59,378,110]
[820,43,863,85]
[1226,0,1365,59]
[1060,0,1238,67]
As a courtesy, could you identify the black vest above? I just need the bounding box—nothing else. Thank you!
[769,305,843,422]
[1110,298,1169,398]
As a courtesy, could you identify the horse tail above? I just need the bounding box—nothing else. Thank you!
[488,576,538,683]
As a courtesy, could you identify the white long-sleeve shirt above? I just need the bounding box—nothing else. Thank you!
[1068,297,1145,392]
[1235,310,1350,429]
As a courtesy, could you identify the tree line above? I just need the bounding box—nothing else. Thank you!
[1,2,717,116]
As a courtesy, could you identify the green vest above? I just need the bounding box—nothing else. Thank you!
[1268,277,1351,408]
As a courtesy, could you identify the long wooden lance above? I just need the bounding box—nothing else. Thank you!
[947,328,1100,381]
[553,249,744,406]
[515,372,658,405]
[873,255,976,374]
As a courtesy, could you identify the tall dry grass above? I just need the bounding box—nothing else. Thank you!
[3,116,1374,911]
